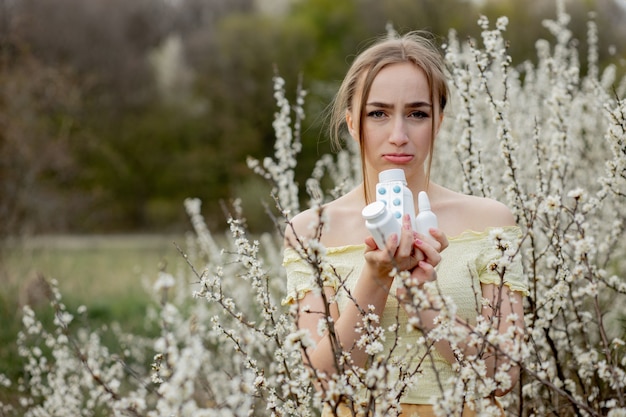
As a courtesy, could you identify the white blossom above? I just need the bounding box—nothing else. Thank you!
[7,6,626,416]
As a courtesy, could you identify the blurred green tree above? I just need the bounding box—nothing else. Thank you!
[0,0,623,234]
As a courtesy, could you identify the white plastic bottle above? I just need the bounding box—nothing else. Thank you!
[362,201,401,250]
[376,169,417,230]
[415,191,438,235]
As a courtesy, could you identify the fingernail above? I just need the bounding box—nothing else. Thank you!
[414,238,423,246]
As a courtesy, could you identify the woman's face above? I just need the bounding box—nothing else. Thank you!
[347,62,441,182]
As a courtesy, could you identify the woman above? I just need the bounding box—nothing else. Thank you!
[283,31,528,416]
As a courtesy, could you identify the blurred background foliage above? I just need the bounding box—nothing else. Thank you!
[1,0,624,235]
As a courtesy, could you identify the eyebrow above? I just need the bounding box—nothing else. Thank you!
[366,101,432,109]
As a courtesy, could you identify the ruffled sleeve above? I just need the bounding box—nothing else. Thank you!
[281,247,341,305]
[476,227,529,296]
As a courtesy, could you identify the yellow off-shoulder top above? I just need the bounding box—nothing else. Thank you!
[282,226,528,404]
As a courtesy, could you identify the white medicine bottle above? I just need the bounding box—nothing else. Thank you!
[362,201,401,250]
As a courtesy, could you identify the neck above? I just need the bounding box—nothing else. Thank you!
[406,171,429,194]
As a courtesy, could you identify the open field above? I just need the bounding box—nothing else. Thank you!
[1,234,188,305]
[0,234,190,392]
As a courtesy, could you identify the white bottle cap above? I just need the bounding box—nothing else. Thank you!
[362,201,386,219]
[418,191,431,211]
[378,169,406,183]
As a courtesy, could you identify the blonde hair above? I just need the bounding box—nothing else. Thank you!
[328,31,449,203]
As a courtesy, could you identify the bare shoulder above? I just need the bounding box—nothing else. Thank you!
[284,188,369,249]
[434,187,516,235]
[283,206,324,248]
[464,193,515,225]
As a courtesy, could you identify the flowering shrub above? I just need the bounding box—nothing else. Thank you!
[2,2,625,416]
[437,6,626,415]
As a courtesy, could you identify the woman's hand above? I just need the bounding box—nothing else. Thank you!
[407,228,448,286]
[395,226,448,297]
[362,215,449,285]
[363,214,425,283]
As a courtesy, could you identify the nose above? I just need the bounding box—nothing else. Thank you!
[388,117,409,146]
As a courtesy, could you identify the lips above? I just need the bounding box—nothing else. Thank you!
[383,153,414,164]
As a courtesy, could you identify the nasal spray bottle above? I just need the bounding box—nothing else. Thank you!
[361,169,438,283]
[415,191,438,235]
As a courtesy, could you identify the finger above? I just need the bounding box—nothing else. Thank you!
[409,260,437,286]
[396,214,415,259]
[412,247,425,264]
[428,228,449,252]
[413,229,447,253]
[413,238,441,267]
[417,260,437,282]
[364,236,378,252]
[383,233,399,255]
[413,232,439,253]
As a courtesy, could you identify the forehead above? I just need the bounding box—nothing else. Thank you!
[366,62,430,102]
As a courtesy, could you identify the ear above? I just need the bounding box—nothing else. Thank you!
[435,111,444,136]
[345,110,358,141]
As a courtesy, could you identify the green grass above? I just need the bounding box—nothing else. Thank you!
[2,235,186,301]
[0,234,189,402]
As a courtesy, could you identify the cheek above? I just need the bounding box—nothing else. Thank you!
[361,121,385,139]
[417,124,434,143]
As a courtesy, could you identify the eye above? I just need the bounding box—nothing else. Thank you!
[409,110,430,119]
[367,110,386,119]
